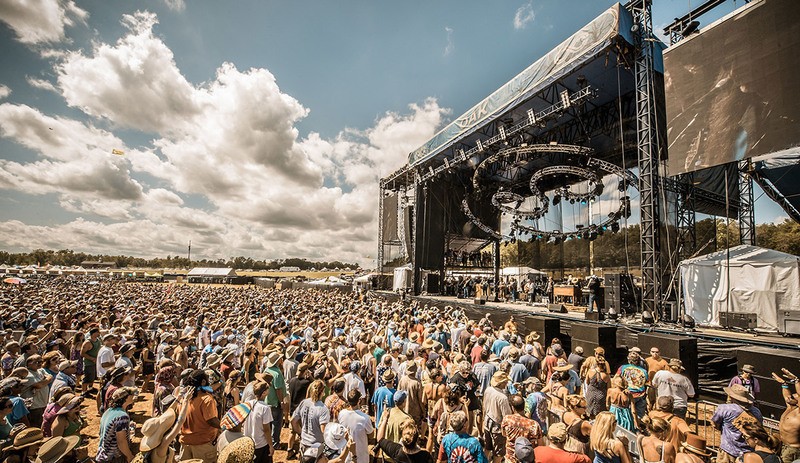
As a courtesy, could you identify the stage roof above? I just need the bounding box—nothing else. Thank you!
[406,3,662,170]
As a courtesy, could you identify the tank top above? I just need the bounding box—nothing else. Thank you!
[568,419,590,443]
[86,337,101,366]
[754,450,780,463]
[42,403,61,437]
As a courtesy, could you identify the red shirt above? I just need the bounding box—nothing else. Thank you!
[470,345,484,365]
[534,446,591,463]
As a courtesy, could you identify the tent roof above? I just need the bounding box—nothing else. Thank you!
[187,267,237,277]
[679,245,799,267]
[501,266,546,276]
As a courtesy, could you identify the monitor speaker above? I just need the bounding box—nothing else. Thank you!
[548,303,567,313]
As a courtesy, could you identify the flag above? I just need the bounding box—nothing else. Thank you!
[111,149,125,156]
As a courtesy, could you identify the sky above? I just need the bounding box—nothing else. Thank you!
[0,0,786,267]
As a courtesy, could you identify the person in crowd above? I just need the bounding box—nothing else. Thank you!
[563,395,592,456]
[676,434,713,463]
[638,415,676,463]
[617,352,648,421]
[437,410,487,463]
[483,371,512,463]
[49,360,77,402]
[740,422,781,463]
[771,368,800,463]
[379,390,413,445]
[5,427,45,463]
[652,359,695,419]
[535,422,591,463]
[50,394,83,438]
[263,351,286,451]
[96,387,137,463]
[324,380,347,423]
[399,360,425,427]
[375,418,433,463]
[730,365,760,402]
[339,389,374,463]
[179,369,220,463]
[607,375,636,432]
[712,384,763,463]
[590,411,633,463]
[373,369,397,427]
[138,387,190,463]
[290,379,330,460]
[568,346,585,373]
[242,381,274,463]
[20,355,52,427]
[648,395,690,452]
[501,394,542,463]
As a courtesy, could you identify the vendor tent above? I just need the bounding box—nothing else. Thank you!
[679,245,800,330]
[393,265,412,291]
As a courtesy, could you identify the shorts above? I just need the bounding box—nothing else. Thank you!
[483,417,505,458]
[83,366,97,384]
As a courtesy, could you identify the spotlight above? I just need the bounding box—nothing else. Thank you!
[570,198,576,204]
[611,222,620,233]
[589,231,598,241]
[618,180,627,192]
[594,183,604,196]
[681,314,696,329]
[553,195,561,206]
[641,310,655,325]
[607,307,619,321]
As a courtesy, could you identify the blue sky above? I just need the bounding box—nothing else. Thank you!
[0,0,786,266]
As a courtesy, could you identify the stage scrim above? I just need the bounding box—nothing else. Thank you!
[664,0,800,175]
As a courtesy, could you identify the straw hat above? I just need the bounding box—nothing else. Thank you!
[205,353,222,369]
[254,372,274,384]
[742,364,756,374]
[220,350,236,363]
[382,369,396,382]
[554,359,574,372]
[13,427,44,449]
[35,436,80,463]
[55,393,76,407]
[56,396,82,415]
[490,371,510,387]
[682,434,712,457]
[420,338,438,350]
[217,436,255,463]
[265,352,281,367]
[140,408,176,451]
[409,332,420,343]
[724,384,755,404]
[527,331,541,341]
[285,345,300,360]
[668,358,685,371]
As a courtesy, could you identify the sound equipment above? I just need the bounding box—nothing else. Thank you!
[737,346,798,419]
[585,311,604,321]
[662,301,678,323]
[719,312,757,330]
[424,273,439,294]
[777,310,800,335]
[570,322,618,363]
[522,316,561,348]
[637,332,699,390]
[548,303,567,313]
[474,299,486,305]
[603,273,638,314]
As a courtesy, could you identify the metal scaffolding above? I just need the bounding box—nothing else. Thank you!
[739,159,756,245]
[630,0,662,318]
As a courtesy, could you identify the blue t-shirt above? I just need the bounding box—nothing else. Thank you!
[371,387,395,425]
[8,397,29,425]
[491,339,509,357]
[438,432,488,463]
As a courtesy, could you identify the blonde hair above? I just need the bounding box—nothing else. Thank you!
[642,415,670,439]
[308,380,325,402]
[566,394,586,412]
[611,374,627,390]
[590,411,619,457]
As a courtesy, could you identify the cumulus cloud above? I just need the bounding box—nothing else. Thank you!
[0,85,10,99]
[514,1,535,30]
[0,0,87,45]
[1,9,452,265]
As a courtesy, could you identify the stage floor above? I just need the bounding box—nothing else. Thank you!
[379,291,800,351]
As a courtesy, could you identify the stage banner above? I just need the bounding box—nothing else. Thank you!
[382,193,399,242]
[664,0,800,175]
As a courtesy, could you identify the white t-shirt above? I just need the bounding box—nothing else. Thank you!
[343,372,366,399]
[243,400,273,449]
[338,408,374,463]
[653,369,695,409]
[96,346,115,377]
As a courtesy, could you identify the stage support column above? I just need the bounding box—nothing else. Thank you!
[412,180,424,296]
[739,159,756,245]
[631,0,663,319]
[378,181,385,274]
[493,240,500,302]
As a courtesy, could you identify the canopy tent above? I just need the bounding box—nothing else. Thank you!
[393,265,412,291]
[679,245,800,330]
[307,276,349,287]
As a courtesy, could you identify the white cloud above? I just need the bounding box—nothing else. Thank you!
[1,10,451,266]
[0,0,87,45]
[0,85,10,99]
[444,27,454,56]
[514,1,535,30]
[163,0,186,12]
[26,77,57,93]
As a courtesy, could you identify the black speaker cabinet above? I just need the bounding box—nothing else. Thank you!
[737,346,797,419]
[604,273,638,314]
[720,312,758,330]
[522,316,561,348]
[425,273,440,294]
[548,303,567,313]
[585,311,605,321]
[637,332,698,391]
[570,322,617,363]
[474,298,486,305]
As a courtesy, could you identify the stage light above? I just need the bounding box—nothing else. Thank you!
[641,310,655,325]
[589,231,598,241]
[681,20,700,37]
[569,198,576,204]
[607,307,619,321]
[681,314,696,329]
[611,222,620,233]
[553,195,561,206]
[594,183,604,196]
[618,180,627,192]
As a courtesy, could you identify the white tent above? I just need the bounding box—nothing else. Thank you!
[679,245,800,330]
[393,265,412,291]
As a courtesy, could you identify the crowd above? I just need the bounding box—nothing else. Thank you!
[0,277,798,463]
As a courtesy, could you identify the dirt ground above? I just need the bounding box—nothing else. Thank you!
[77,389,294,461]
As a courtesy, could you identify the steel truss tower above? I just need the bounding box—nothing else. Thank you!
[739,160,756,245]
[630,0,662,318]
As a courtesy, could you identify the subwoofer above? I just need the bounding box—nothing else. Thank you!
[737,346,800,419]
[637,332,698,390]
[570,322,618,364]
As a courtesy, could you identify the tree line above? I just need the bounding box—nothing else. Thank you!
[0,248,359,271]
